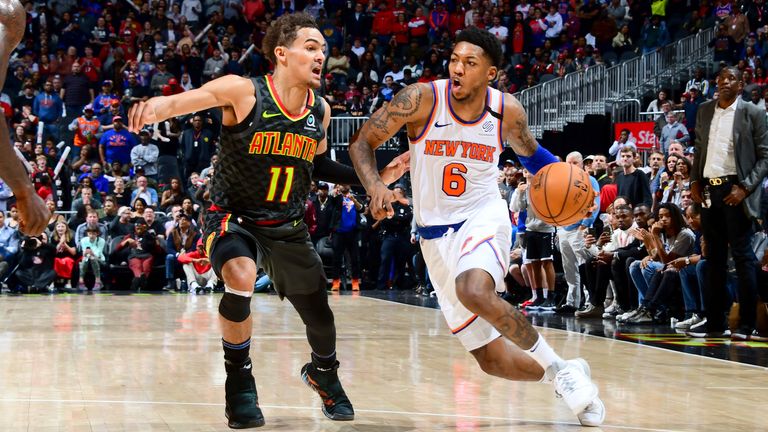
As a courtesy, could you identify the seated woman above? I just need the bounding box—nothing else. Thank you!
[45,198,67,234]
[660,158,691,207]
[131,197,148,222]
[50,221,78,290]
[623,203,695,324]
[159,177,189,212]
[79,226,107,290]
[114,218,161,291]
[165,213,199,291]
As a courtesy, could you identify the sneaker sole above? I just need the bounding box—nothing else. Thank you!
[226,409,266,429]
[301,368,355,421]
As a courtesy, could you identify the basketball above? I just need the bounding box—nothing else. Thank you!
[528,162,595,227]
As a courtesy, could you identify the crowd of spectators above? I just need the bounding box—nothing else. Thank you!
[0,0,766,338]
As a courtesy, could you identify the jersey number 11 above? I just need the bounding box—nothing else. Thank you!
[266,166,295,203]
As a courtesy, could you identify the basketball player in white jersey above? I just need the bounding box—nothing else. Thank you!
[349,27,605,426]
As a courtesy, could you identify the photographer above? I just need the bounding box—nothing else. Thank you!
[11,233,56,293]
[376,184,412,291]
[115,218,161,291]
[330,184,364,291]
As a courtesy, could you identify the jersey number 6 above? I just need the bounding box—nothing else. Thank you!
[442,163,467,197]
[266,166,295,203]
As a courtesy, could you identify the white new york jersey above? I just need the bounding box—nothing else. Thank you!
[409,79,505,226]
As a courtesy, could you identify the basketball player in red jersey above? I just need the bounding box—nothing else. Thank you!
[0,0,49,235]
[129,13,406,429]
[349,27,605,426]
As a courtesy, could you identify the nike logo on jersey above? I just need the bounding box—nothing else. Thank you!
[434,121,452,128]
[262,111,281,119]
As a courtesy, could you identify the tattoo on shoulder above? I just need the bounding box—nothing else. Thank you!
[389,85,422,118]
[365,85,423,143]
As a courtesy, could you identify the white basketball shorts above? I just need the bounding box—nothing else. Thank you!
[419,199,511,351]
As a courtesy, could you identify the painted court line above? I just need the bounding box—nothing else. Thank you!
[0,398,686,432]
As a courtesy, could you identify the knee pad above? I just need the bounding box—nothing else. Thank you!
[219,291,252,322]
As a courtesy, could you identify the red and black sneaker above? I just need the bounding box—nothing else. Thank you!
[225,358,266,429]
[301,361,354,421]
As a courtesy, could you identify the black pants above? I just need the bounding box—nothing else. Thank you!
[378,232,410,289]
[643,269,680,312]
[585,257,611,308]
[611,253,642,310]
[701,182,759,330]
[332,230,360,279]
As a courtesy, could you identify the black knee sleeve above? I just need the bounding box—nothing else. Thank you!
[219,292,252,322]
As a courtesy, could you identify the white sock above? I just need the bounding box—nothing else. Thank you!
[530,289,538,301]
[525,334,563,373]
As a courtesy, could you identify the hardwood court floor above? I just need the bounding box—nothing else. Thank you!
[0,292,764,431]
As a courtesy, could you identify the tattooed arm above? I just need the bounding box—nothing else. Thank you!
[349,83,433,220]
[501,94,539,157]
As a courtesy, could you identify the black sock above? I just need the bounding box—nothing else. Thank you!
[535,288,544,300]
[222,338,251,365]
[311,351,337,370]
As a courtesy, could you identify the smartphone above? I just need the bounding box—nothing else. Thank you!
[587,227,596,237]
[602,226,613,236]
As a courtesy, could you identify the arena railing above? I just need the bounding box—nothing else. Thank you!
[328,116,400,150]
[516,26,715,139]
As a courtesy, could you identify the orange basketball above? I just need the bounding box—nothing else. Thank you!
[528,162,595,227]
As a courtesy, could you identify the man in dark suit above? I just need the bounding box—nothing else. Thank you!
[689,66,768,340]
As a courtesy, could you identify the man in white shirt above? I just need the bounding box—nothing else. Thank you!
[582,204,637,318]
[690,66,768,340]
[488,17,508,53]
[130,129,160,180]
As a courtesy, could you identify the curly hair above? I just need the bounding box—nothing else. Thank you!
[454,26,503,68]
[262,12,319,65]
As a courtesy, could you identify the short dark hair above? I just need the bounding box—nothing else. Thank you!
[262,12,319,65]
[721,66,744,81]
[454,26,502,68]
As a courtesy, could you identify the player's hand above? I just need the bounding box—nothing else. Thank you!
[128,99,159,133]
[380,151,410,185]
[15,192,49,236]
[369,182,396,220]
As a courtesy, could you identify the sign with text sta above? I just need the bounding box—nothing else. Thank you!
[614,122,657,150]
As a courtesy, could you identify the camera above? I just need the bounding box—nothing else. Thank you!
[21,236,42,251]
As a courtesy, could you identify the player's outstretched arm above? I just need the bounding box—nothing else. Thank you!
[0,0,48,235]
[128,75,253,133]
[502,94,558,175]
[349,83,432,219]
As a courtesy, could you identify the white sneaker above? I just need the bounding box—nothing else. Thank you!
[551,360,599,414]
[675,313,702,330]
[542,358,589,384]
[578,397,606,427]
[603,302,618,315]
[616,308,640,323]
